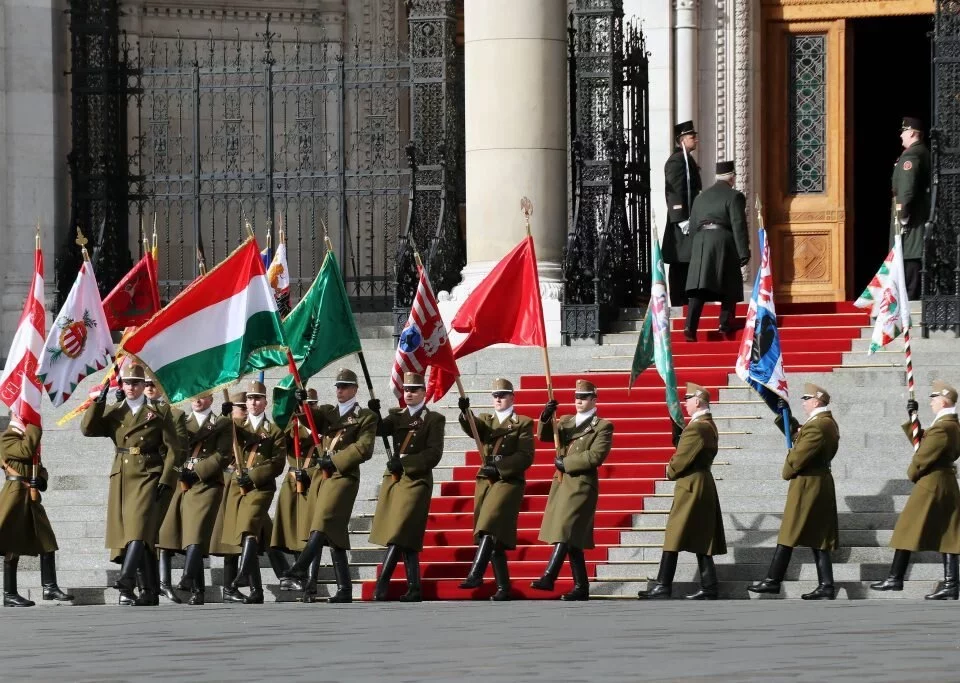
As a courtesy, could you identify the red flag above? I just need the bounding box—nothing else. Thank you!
[391,266,459,404]
[102,252,161,330]
[0,245,44,427]
[426,235,546,402]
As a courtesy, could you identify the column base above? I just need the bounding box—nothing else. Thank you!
[437,260,564,347]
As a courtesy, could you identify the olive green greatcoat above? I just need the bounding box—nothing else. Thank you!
[889,141,931,261]
[368,406,445,551]
[775,410,840,550]
[158,412,233,553]
[270,418,319,554]
[302,403,377,550]
[80,399,184,559]
[684,180,750,302]
[890,413,960,553]
[537,414,614,550]
[459,411,535,549]
[0,425,57,556]
[219,416,285,549]
[662,414,726,555]
[154,405,188,540]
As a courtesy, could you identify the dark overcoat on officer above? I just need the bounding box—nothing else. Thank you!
[537,414,614,550]
[368,406,445,552]
[890,140,931,261]
[459,411,535,549]
[685,180,751,302]
[0,425,57,556]
[662,413,726,555]
[662,147,702,266]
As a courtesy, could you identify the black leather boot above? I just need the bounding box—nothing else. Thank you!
[399,551,422,602]
[373,545,401,601]
[283,531,325,592]
[490,548,511,601]
[115,541,145,605]
[222,555,245,603]
[460,534,495,589]
[871,549,911,591]
[531,543,568,591]
[803,549,836,600]
[301,553,321,603]
[179,544,202,592]
[267,547,292,581]
[638,550,678,599]
[328,547,353,604]
[135,549,160,606]
[188,572,205,606]
[926,553,959,600]
[233,535,259,590]
[3,557,34,607]
[40,553,74,601]
[685,554,718,600]
[243,561,264,604]
[158,550,181,603]
[748,544,793,594]
[561,548,589,601]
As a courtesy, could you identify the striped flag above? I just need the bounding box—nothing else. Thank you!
[391,266,459,404]
[0,245,45,426]
[858,234,912,354]
[121,238,287,403]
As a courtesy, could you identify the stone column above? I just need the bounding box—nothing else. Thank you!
[440,0,567,345]
[674,0,699,124]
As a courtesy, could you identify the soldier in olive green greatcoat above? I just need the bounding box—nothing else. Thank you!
[220,380,286,604]
[370,372,445,602]
[683,160,751,341]
[639,383,725,600]
[80,363,185,606]
[531,379,614,602]
[872,381,960,599]
[662,120,702,306]
[748,383,840,600]
[890,116,931,299]
[157,391,233,605]
[456,378,534,601]
[270,388,320,592]
[283,368,377,603]
[209,389,247,600]
[0,416,73,606]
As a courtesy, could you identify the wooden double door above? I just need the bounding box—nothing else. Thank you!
[761,0,933,302]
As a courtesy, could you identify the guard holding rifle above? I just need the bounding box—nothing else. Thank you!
[0,415,73,606]
[531,379,613,602]
[156,391,233,605]
[369,372,445,602]
[456,378,534,601]
[283,368,377,603]
[80,363,184,606]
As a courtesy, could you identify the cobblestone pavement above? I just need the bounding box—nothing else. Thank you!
[4,600,960,682]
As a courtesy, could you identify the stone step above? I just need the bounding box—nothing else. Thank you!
[594,561,942,581]
[618,528,896,546]
[589,580,944,600]
[642,493,912,513]
[654,480,917,497]
[633,511,901,530]
[605,545,937,565]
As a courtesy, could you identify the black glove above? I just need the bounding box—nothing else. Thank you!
[320,452,336,473]
[777,398,787,410]
[907,399,920,416]
[480,464,500,481]
[29,477,47,492]
[554,456,566,473]
[458,396,470,412]
[115,388,125,402]
[155,483,171,502]
[368,398,381,413]
[540,399,559,423]
[294,388,308,404]
[671,422,683,448]
[294,469,311,488]
[95,385,110,405]
[236,473,253,490]
[179,469,200,485]
[221,402,233,417]
[740,256,750,267]
[386,458,403,475]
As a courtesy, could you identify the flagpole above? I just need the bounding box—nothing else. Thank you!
[521,197,564,474]
[30,222,41,501]
[895,210,922,452]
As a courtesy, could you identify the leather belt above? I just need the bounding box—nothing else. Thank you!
[5,475,24,482]
[116,447,159,458]
[699,223,723,230]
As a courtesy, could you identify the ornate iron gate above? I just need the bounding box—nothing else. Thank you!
[563,0,651,344]
[927,0,960,336]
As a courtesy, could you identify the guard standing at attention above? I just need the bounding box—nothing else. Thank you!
[662,120,702,306]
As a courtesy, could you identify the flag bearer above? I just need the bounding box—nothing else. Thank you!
[748,383,840,600]
[209,389,248,601]
[0,415,74,606]
[872,381,960,599]
[456,378,535,601]
[369,372,445,602]
[80,363,184,606]
[531,379,614,601]
[638,383,725,600]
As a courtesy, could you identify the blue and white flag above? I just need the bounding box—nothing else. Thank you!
[735,228,789,415]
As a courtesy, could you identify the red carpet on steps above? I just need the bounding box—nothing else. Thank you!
[360,301,870,600]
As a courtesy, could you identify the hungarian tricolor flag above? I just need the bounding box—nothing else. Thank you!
[0,244,45,425]
[120,238,287,403]
[425,235,547,402]
[102,250,161,330]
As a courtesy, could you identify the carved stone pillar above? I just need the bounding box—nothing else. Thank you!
[674,0,699,125]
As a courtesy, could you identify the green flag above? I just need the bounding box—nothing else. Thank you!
[250,250,361,428]
[629,228,683,427]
